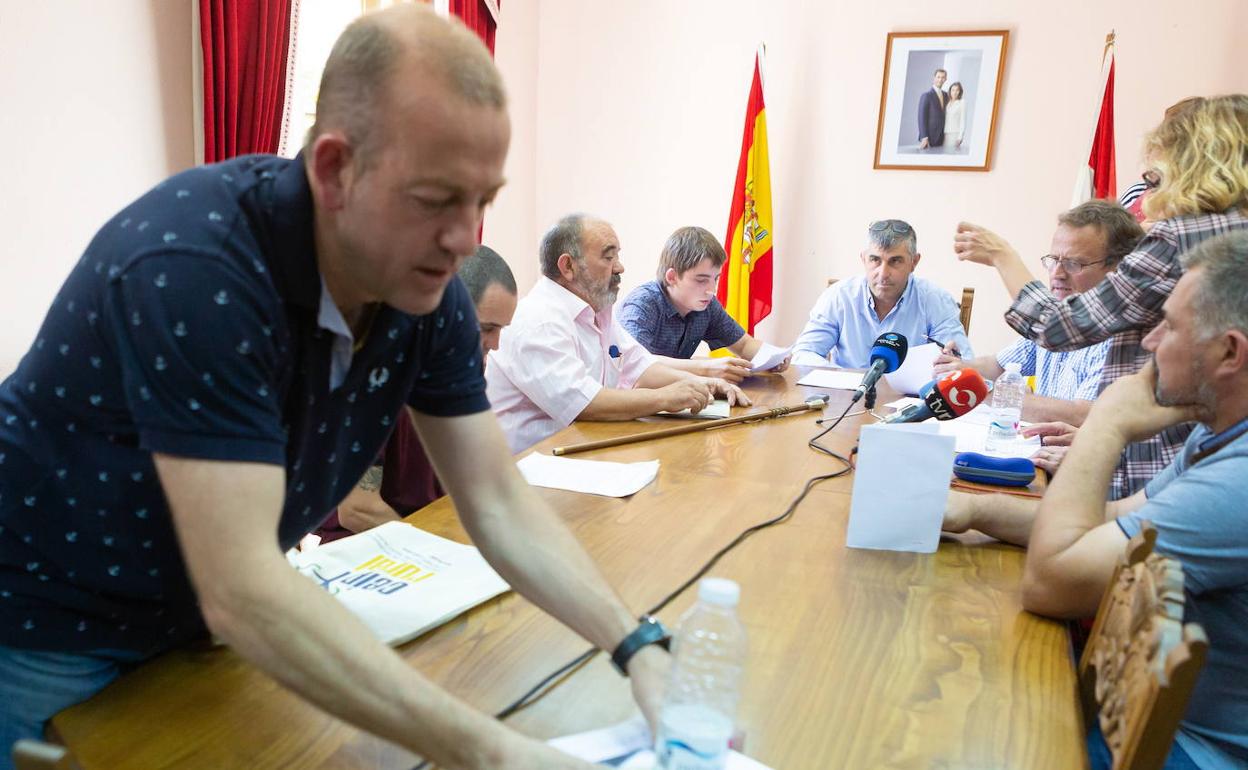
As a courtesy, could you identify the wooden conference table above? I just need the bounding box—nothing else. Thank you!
[52,368,1086,769]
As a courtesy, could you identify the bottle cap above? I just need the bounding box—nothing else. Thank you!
[1004,362,1022,374]
[698,577,740,607]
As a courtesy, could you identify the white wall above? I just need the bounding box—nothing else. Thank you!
[0,0,196,376]
[493,0,1248,356]
[2,1,1244,375]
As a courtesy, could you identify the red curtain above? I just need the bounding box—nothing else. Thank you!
[449,0,499,56]
[200,0,294,162]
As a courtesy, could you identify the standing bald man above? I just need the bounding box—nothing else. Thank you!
[0,7,662,769]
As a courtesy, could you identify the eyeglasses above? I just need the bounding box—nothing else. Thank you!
[869,220,914,235]
[1142,169,1162,190]
[1040,255,1111,274]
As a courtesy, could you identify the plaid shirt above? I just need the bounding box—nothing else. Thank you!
[1005,208,1248,499]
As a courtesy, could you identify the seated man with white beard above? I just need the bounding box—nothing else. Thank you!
[487,214,750,453]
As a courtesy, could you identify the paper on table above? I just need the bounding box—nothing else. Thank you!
[749,342,791,373]
[658,398,731,419]
[846,423,955,553]
[796,368,863,390]
[516,453,659,497]
[549,717,772,769]
[936,419,1041,458]
[883,342,942,396]
[884,396,923,411]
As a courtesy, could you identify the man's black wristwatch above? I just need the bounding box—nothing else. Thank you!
[610,615,671,676]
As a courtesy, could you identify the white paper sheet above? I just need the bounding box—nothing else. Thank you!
[516,453,659,497]
[846,423,955,553]
[749,342,792,373]
[936,419,1041,458]
[549,717,772,769]
[796,368,863,390]
[658,398,731,419]
[884,396,923,411]
[883,342,943,396]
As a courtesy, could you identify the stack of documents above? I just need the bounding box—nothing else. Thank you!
[881,399,1040,459]
[288,522,510,646]
[517,453,660,497]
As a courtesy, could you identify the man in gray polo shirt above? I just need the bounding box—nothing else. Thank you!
[943,231,1248,769]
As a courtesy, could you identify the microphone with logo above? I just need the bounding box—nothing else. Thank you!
[881,368,989,424]
[850,333,909,405]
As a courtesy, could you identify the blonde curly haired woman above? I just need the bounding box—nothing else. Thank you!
[951,93,1248,499]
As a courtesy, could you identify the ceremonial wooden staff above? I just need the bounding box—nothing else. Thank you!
[551,395,831,456]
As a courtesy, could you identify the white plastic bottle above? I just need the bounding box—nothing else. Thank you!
[655,578,748,770]
[985,362,1025,452]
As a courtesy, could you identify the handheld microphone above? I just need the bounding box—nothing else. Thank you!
[881,368,989,423]
[852,333,908,404]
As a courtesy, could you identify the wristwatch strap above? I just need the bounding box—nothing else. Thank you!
[610,615,671,676]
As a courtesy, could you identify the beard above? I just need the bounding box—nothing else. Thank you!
[1154,358,1216,411]
[576,273,621,310]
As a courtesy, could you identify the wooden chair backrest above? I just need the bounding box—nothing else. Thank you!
[959,287,975,334]
[822,279,975,335]
[1078,522,1208,770]
[13,740,81,770]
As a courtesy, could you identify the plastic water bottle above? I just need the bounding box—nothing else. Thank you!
[985,362,1025,453]
[655,578,748,770]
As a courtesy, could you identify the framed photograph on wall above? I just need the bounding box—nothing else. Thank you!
[873,30,1009,172]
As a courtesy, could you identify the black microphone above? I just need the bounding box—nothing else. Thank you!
[851,333,908,404]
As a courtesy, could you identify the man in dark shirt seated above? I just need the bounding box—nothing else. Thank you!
[618,225,789,383]
[0,7,665,769]
[942,232,1248,769]
[317,245,518,542]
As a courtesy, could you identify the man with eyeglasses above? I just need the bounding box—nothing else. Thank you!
[934,202,1145,473]
[792,219,971,368]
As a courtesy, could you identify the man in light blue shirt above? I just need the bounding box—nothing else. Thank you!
[791,219,971,368]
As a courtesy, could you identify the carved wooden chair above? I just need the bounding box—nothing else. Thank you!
[13,740,81,770]
[823,279,975,333]
[1079,522,1208,770]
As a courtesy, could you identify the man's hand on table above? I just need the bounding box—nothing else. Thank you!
[704,378,752,408]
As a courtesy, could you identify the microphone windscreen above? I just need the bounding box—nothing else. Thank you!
[929,369,989,418]
[868,332,909,373]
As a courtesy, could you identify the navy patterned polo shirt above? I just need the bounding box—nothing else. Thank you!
[0,154,489,654]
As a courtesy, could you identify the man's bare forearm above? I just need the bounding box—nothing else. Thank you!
[965,493,1040,546]
[154,456,582,770]
[458,470,637,652]
[578,386,668,421]
[1022,394,1092,426]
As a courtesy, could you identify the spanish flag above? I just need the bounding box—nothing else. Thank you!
[718,48,773,336]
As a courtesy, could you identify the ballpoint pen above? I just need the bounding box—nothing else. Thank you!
[926,334,962,358]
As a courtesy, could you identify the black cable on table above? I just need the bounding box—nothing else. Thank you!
[409,396,860,770]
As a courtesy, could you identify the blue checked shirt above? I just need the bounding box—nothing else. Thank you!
[995,336,1107,402]
[792,275,971,368]
[1005,208,1248,499]
[618,280,745,358]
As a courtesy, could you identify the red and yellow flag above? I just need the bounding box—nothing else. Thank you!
[717,50,773,336]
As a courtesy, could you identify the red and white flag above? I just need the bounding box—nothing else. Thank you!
[1071,32,1117,206]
